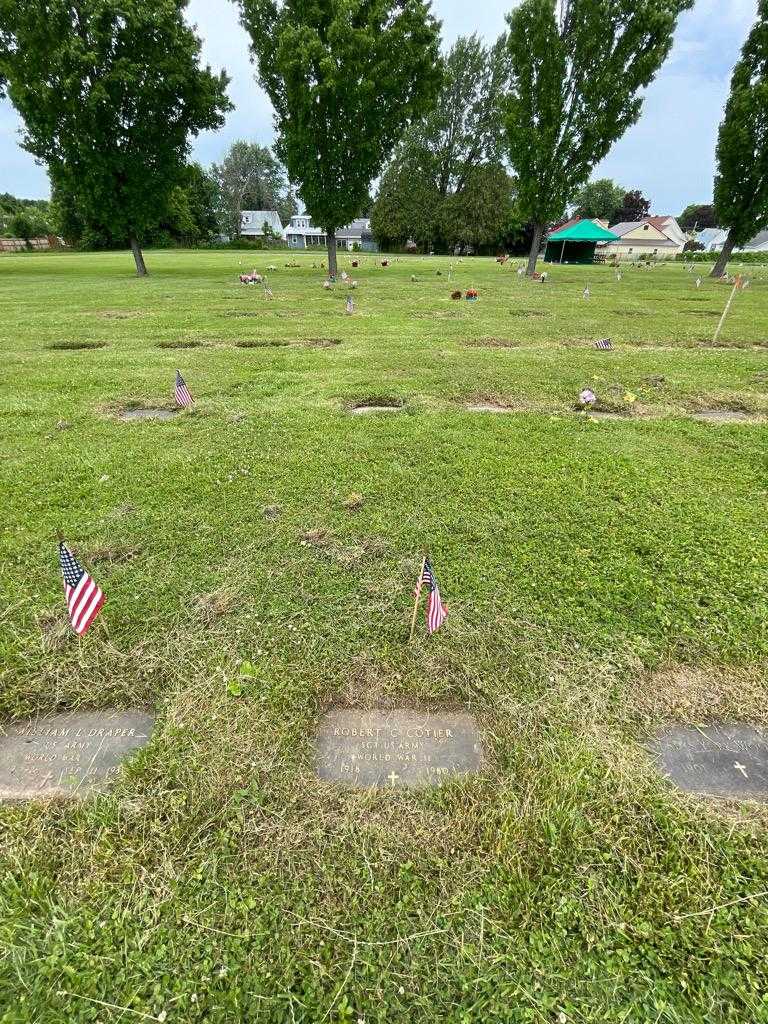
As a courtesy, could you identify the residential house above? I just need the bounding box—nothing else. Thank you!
[696,227,768,253]
[285,214,378,252]
[599,216,686,260]
[285,214,326,249]
[240,210,285,239]
[743,230,768,252]
[336,218,378,252]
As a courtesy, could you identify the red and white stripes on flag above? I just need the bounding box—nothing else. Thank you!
[175,370,193,407]
[416,558,448,635]
[59,542,105,636]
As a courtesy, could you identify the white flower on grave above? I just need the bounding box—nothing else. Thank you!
[579,388,597,406]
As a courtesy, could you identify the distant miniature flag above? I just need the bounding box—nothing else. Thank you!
[595,338,613,350]
[59,542,105,636]
[175,370,193,407]
[418,559,448,635]
[346,295,355,315]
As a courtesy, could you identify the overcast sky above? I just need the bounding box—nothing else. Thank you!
[0,0,758,214]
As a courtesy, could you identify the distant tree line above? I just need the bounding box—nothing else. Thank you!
[0,193,53,238]
[0,0,765,277]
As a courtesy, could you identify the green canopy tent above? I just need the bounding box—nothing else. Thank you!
[544,219,620,265]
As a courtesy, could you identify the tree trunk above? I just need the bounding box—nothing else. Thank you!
[130,236,148,276]
[710,228,736,279]
[526,222,544,276]
[327,229,338,277]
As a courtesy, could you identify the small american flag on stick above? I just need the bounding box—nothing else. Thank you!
[59,541,105,636]
[410,557,448,638]
[175,370,193,407]
[594,338,613,350]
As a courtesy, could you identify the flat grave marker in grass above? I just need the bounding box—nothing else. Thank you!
[649,724,768,802]
[691,410,761,424]
[119,408,178,421]
[0,710,155,801]
[348,397,405,415]
[315,709,483,788]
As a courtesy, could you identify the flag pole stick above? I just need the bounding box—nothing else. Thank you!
[409,556,427,642]
[713,280,739,345]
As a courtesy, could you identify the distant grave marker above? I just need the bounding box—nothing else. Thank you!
[649,724,768,801]
[0,710,155,800]
[349,398,404,415]
[465,402,515,413]
[120,408,178,421]
[691,410,758,424]
[315,709,483,788]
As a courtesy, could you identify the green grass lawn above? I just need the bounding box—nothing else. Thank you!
[1,248,768,1023]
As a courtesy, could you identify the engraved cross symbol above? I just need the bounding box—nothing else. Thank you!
[387,771,400,786]
[734,761,749,779]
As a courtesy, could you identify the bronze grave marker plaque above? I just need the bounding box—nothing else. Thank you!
[315,709,483,788]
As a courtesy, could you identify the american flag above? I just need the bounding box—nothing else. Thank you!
[595,338,613,350]
[175,370,193,407]
[419,559,448,635]
[59,542,105,636]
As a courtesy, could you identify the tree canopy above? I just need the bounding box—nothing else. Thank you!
[711,0,768,277]
[679,203,717,232]
[612,189,651,224]
[211,141,296,239]
[572,179,626,221]
[0,0,231,274]
[237,0,442,273]
[371,33,515,253]
[503,0,692,273]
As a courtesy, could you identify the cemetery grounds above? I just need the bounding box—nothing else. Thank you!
[1,248,768,1022]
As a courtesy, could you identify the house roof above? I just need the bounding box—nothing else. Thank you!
[609,217,683,245]
[744,229,768,250]
[697,228,727,244]
[336,218,371,239]
[548,219,619,242]
[241,210,284,233]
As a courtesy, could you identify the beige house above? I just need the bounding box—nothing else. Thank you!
[599,216,686,261]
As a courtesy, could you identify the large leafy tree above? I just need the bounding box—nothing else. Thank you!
[371,33,512,252]
[711,0,768,278]
[211,140,296,239]
[0,0,231,275]
[504,0,692,275]
[612,188,651,224]
[370,161,440,251]
[572,178,625,221]
[237,0,442,275]
[679,203,717,232]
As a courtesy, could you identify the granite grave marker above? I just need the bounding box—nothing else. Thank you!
[649,724,768,801]
[0,710,155,800]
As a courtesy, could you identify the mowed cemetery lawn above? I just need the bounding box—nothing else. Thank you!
[2,248,768,1023]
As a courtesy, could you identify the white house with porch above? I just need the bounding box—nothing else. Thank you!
[285,215,378,252]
